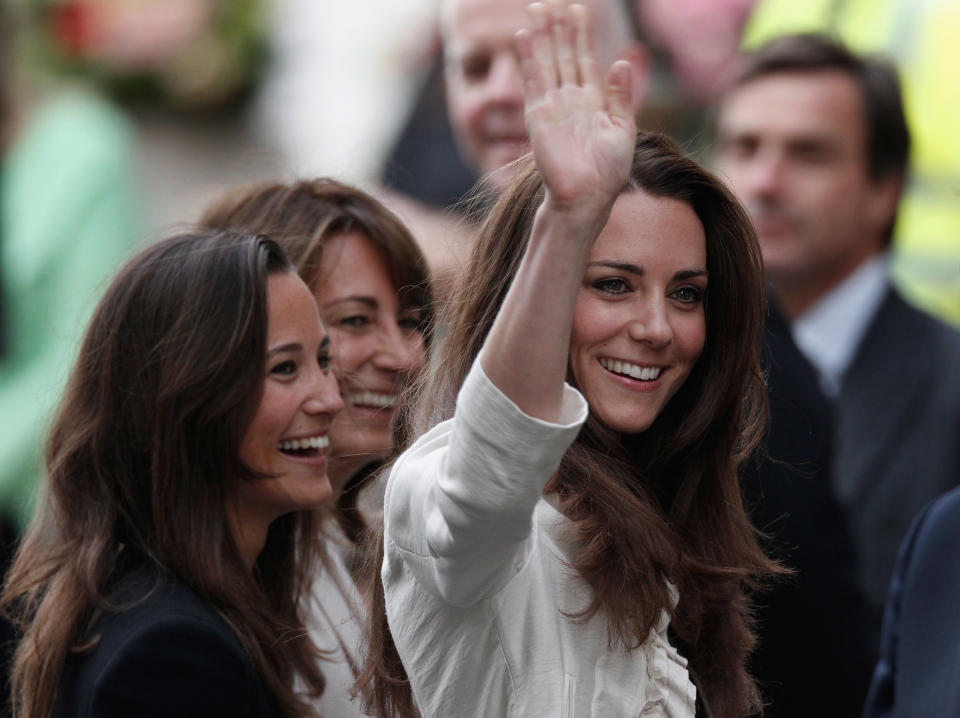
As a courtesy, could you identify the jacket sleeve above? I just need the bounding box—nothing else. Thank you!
[861,501,931,718]
[87,615,263,718]
[384,358,587,607]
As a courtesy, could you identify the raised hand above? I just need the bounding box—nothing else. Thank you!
[515,1,639,214]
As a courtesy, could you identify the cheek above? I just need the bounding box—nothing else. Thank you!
[568,312,604,387]
[447,85,481,136]
[571,295,617,346]
[239,398,284,465]
[407,334,427,375]
[330,331,368,376]
[677,313,707,364]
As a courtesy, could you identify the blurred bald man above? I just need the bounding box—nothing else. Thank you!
[382,0,644,289]
[441,0,645,192]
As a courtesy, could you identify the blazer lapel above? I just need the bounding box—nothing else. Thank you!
[833,289,933,504]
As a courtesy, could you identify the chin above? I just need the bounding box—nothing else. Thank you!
[606,418,656,435]
[589,407,654,436]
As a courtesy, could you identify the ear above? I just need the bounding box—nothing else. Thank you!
[865,172,904,245]
[616,44,650,118]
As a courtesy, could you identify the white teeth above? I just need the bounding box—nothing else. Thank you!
[347,392,397,409]
[278,435,330,451]
[599,358,662,381]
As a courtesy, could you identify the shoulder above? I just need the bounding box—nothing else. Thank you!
[888,486,960,633]
[879,288,960,351]
[56,571,271,718]
[865,487,960,717]
[856,288,960,393]
[903,487,960,569]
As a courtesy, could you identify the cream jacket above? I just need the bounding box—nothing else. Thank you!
[383,360,696,717]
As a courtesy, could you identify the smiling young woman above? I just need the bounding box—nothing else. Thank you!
[201,179,431,525]
[361,3,779,718]
[201,179,432,717]
[0,231,341,718]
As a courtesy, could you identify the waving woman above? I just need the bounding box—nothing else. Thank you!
[367,2,778,716]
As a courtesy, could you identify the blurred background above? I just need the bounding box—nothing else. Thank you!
[3,0,957,303]
[1,0,958,525]
[2,0,443,234]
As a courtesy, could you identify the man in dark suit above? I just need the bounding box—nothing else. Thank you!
[741,301,877,717]
[713,33,960,634]
[862,485,960,718]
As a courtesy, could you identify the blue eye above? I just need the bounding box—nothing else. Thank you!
[592,278,631,295]
[671,286,704,304]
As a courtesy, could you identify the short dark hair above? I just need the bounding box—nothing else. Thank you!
[731,33,910,183]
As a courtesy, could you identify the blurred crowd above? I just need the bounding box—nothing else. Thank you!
[1,0,959,717]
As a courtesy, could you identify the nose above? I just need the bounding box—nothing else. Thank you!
[304,367,343,418]
[626,300,673,348]
[742,149,786,203]
[371,322,423,376]
[484,53,523,108]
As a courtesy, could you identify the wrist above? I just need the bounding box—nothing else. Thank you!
[537,190,618,236]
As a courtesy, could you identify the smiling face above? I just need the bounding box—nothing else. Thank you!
[234,272,343,533]
[570,190,708,435]
[442,0,632,193]
[442,0,530,191]
[313,231,426,489]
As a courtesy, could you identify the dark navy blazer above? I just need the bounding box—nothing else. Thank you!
[52,567,274,718]
[862,485,960,718]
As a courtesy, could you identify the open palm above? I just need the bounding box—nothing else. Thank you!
[517,2,639,211]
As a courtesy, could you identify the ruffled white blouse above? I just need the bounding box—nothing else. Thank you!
[383,359,696,717]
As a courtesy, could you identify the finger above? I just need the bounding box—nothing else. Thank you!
[515,29,544,105]
[570,4,600,88]
[605,60,636,128]
[550,2,577,85]
[528,2,558,91]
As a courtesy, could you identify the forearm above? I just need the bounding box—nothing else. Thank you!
[480,198,613,422]
[385,360,587,604]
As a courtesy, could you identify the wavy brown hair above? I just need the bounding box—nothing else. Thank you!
[360,132,780,718]
[200,178,433,548]
[0,231,327,718]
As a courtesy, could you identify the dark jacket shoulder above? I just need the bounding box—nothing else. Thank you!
[863,486,960,718]
[53,567,274,718]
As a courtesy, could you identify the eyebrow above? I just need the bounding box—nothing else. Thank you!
[268,343,302,358]
[267,335,330,358]
[587,261,709,281]
[588,260,644,275]
[322,296,378,310]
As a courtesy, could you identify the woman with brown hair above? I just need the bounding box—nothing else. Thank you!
[1,230,342,717]
[367,3,778,717]
[200,179,431,716]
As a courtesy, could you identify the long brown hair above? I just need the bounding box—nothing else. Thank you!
[1,231,327,718]
[361,132,779,718]
[200,178,433,547]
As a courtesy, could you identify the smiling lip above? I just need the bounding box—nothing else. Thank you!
[599,357,668,392]
[345,392,398,410]
[277,433,330,467]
